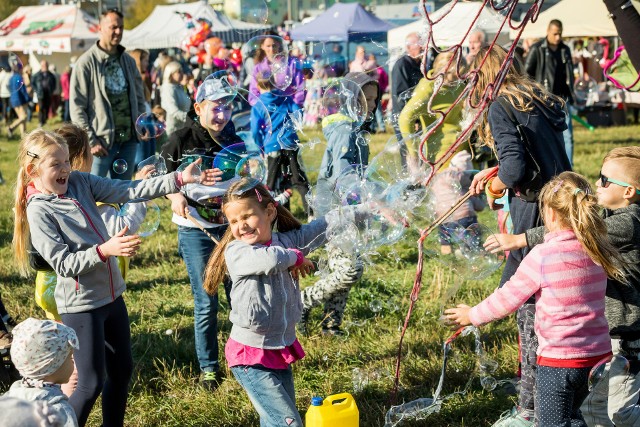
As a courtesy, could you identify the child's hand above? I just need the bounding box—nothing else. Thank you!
[98,227,141,258]
[443,304,472,329]
[181,158,223,185]
[167,193,188,218]
[289,258,315,281]
[484,233,526,253]
[199,167,224,186]
[470,168,494,195]
[135,164,155,180]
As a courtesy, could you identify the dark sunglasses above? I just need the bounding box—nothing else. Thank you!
[599,172,640,194]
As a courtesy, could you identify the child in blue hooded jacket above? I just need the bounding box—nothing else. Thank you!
[251,75,311,215]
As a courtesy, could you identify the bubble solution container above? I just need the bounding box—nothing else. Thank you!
[305,393,359,427]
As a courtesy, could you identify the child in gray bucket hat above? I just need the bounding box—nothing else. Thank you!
[5,318,79,427]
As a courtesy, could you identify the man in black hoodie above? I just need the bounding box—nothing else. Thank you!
[160,75,241,391]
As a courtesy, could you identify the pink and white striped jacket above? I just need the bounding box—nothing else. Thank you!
[469,230,611,360]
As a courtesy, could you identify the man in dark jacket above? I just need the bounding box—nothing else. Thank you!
[31,60,56,127]
[525,19,575,164]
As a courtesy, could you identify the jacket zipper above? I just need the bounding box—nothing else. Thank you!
[65,197,115,301]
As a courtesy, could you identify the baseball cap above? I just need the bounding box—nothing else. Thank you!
[195,72,238,104]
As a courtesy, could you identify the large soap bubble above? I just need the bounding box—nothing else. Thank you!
[118,200,161,237]
[0,52,24,94]
[137,155,167,177]
[213,142,265,183]
[435,222,504,280]
[135,112,166,140]
[320,77,367,131]
[574,77,597,105]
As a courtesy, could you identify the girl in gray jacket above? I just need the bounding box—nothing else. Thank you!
[13,129,219,427]
[203,178,329,427]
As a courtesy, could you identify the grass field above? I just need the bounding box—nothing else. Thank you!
[0,118,637,426]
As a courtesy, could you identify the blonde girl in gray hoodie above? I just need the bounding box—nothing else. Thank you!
[13,129,220,426]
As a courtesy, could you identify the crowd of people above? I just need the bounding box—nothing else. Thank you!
[0,4,638,427]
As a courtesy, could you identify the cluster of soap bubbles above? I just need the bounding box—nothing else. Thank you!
[110,113,168,175]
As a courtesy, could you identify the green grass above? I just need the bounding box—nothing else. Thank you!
[0,118,635,426]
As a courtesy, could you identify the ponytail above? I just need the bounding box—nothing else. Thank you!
[202,178,303,295]
[539,172,626,283]
[14,165,32,276]
[13,129,68,277]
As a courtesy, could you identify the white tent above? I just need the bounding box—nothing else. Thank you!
[122,1,270,49]
[0,5,99,73]
[510,0,640,39]
[387,1,511,51]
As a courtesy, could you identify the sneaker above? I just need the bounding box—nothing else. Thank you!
[491,407,534,427]
[0,330,12,350]
[272,189,293,206]
[200,371,223,391]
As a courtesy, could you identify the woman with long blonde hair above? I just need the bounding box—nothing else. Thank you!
[467,45,572,425]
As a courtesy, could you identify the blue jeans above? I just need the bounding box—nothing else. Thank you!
[231,365,302,427]
[177,225,227,373]
[91,138,139,180]
[563,103,574,165]
[63,99,70,122]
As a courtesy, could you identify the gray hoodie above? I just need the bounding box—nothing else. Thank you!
[225,218,328,349]
[27,172,179,314]
[5,380,77,427]
[70,42,145,149]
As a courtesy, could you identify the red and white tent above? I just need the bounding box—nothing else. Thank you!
[0,5,99,54]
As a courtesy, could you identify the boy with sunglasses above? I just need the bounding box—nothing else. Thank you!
[484,146,640,425]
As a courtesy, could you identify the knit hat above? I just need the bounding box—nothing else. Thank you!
[195,72,237,104]
[10,318,79,380]
[450,150,473,171]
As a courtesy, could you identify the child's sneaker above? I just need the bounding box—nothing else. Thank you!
[0,330,12,350]
[200,370,223,392]
[491,407,534,427]
[273,189,293,206]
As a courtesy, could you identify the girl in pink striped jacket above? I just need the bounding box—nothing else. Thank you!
[445,171,626,427]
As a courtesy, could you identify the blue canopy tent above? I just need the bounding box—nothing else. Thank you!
[290,3,395,43]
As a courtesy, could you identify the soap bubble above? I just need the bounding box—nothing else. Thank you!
[118,200,161,237]
[436,222,504,280]
[297,138,326,175]
[135,112,166,139]
[213,143,258,182]
[237,0,268,30]
[369,300,383,313]
[0,52,24,94]
[480,375,497,391]
[112,159,128,175]
[137,155,167,177]
[320,77,367,130]
[176,161,201,184]
[270,52,294,90]
[235,153,267,182]
[574,78,597,104]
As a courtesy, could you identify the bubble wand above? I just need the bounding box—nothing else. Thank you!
[185,211,220,245]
